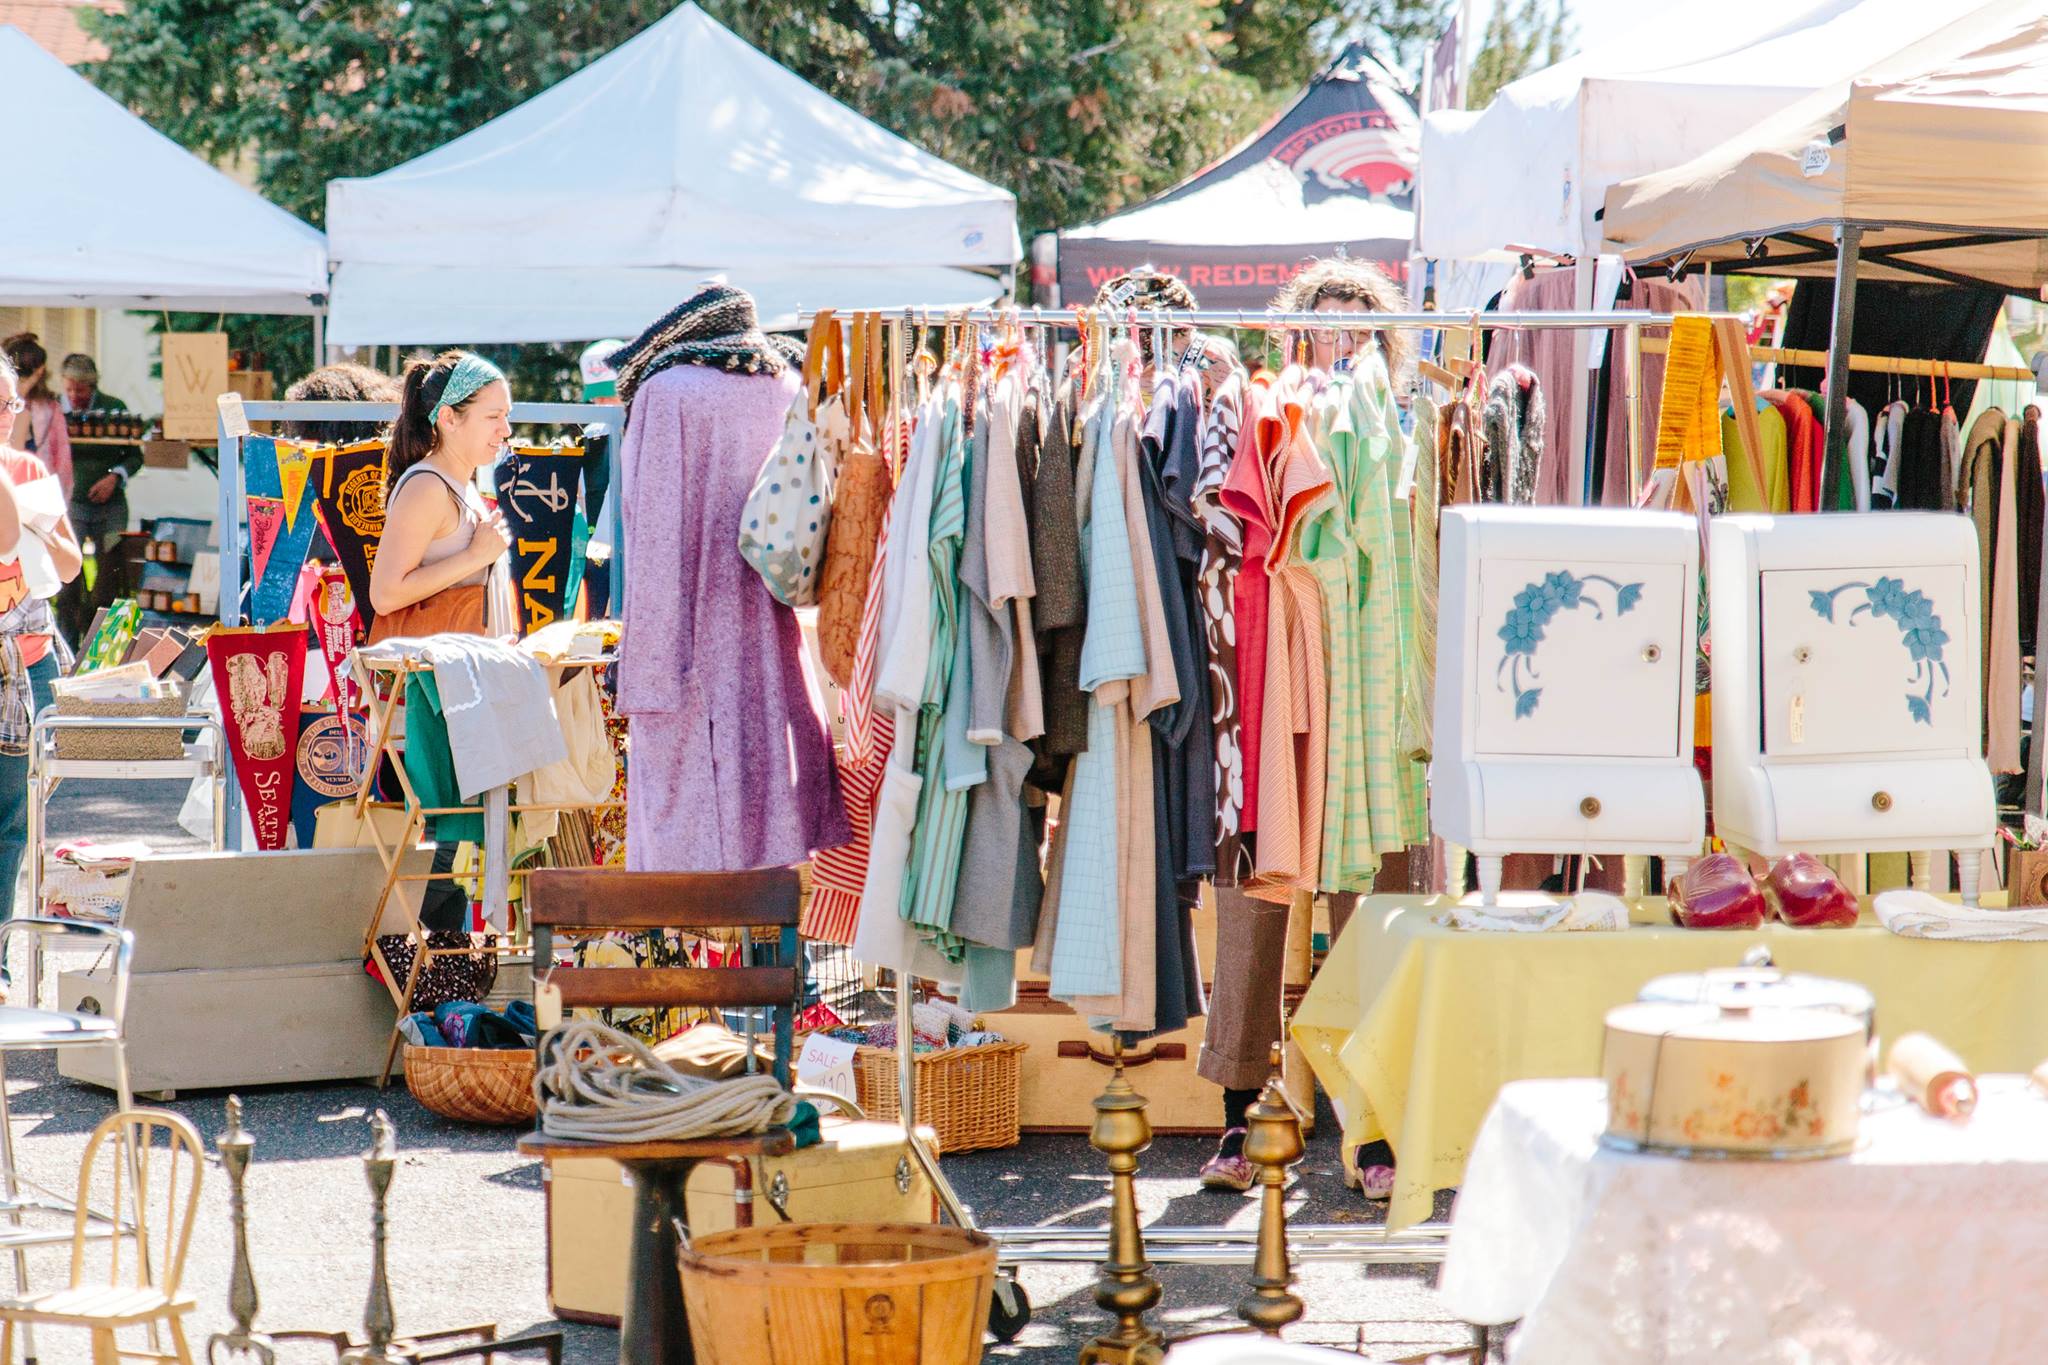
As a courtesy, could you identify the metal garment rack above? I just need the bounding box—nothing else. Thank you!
[210,398,626,845]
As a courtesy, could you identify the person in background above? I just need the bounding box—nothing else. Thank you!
[580,339,625,406]
[0,336,72,500]
[274,362,403,580]
[367,350,512,937]
[0,352,82,976]
[1274,256,1412,383]
[53,352,140,646]
[369,350,512,639]
[282,361,400,446]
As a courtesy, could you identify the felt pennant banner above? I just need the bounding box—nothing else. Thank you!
[311,441,389,639]
[275,440,314,532]
[247,496,285,589]
[291,707,371,848]
[207,623,308,851]
[493,443,583,633]
[241,436,320,625]
[309,565,362,708]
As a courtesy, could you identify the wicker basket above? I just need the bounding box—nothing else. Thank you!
[852,1040,1025,1153]
[50,694,189,761]
[402,1045,537,1125]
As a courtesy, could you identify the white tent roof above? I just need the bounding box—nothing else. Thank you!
[0,26,326,313]
[1417,0,1998,262]
[1602,4,2048,293]
[326,3,1018,345]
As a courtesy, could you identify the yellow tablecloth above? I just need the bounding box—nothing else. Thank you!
[1291,894,2048,1232]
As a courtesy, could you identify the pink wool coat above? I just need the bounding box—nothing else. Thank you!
[617,363,848,871]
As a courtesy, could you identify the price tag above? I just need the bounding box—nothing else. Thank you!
[1789,694,1806,744]
[535,979,563,1031]
[216,391,251,439]
[796,1033,860,1103]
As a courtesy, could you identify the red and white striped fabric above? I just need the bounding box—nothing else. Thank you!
[804,421,905,944]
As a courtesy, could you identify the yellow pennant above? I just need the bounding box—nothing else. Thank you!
[275,440,313,532]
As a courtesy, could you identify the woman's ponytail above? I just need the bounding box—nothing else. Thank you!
[385,350,463,480]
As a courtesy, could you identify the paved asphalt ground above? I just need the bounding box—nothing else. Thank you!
[0,782,1484,1364]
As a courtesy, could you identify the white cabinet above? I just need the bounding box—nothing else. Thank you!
[1472,557,1688,759]
[1434,507,1706,902]
[1710,513,1993,897]
[1759,566,1970,756]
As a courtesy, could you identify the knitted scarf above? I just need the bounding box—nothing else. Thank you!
[609,285,803,411]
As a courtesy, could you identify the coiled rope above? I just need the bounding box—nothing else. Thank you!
[535,1019,796,1144]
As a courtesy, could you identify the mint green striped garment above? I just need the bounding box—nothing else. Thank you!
[1303,382,1375,892]
[901,391,970,959]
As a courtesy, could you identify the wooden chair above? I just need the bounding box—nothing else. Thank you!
[526,867,802,1083]
[0,1109,204,1364]
[522,867,804,1365]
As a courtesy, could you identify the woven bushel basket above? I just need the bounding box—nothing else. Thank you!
[852,1040,1025,1153]
[50,694,187,761]
[402,1045,537,1125]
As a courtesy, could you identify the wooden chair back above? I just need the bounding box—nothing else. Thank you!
[527,868,803,1086]
[70,1108,205,1298]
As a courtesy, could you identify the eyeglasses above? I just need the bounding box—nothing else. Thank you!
[0,398,22,416]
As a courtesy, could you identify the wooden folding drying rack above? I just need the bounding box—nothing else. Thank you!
[350,652,622,1086]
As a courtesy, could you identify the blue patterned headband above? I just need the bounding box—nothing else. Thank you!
[429,353,506,427]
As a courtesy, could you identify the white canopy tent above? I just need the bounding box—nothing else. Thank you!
[1416,0,1991,264]
[1600,3,2048,293]
[325,3,1018,345]
[1601,3,2048,506]
[0,25,326,314]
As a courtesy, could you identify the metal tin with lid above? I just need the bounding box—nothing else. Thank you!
[1601,999,1865,1159]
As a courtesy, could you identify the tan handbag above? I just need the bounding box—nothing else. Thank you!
[366,582,488,644]
[814,311,893,688]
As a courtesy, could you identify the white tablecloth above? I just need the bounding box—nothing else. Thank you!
[1439,1076,2048,1364]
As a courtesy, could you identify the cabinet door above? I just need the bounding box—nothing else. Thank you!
[1472,558,1688,758]
[1760,565,1970,756]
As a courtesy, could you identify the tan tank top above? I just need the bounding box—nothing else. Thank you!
[391,463,488,587]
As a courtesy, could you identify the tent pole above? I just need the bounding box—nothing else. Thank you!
[1566,258,1595,505]
[310,309,325,367]
[1823,225,1863,497]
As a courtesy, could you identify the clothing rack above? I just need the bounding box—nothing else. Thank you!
[1639,338,2036,384]
[799,307,1743,503]
[798,307,1741,332]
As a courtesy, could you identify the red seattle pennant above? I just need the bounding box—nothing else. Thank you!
[207,623,308,851]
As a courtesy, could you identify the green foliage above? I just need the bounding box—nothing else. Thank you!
[84,0,1444,386]
[1466,0,1573,109]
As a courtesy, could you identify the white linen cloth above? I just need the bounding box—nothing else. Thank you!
[1872,888,2048,942]
[1435,891,1629,934]
[354,634,565,798]
[1440,1076,2048,1363]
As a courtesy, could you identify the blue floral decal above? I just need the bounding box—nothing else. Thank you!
[1496,570,1645,718]
[1807,577,1949,724]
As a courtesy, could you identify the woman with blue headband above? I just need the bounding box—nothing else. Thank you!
[368,349,514,641]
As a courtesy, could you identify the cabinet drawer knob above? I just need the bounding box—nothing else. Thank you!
[1794,646,1813,665]
[1641,644,1662,663]
[1872,791,1894,812]
[1579,796,1602,819]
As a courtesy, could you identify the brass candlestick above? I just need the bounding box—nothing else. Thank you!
[1079,1037,1164,1365]
[340,1111,418,1365]
[1236,1044,1305,1335]
[207,1096,276,1363]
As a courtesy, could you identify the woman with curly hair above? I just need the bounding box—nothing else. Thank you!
[1272,257,1411,382]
